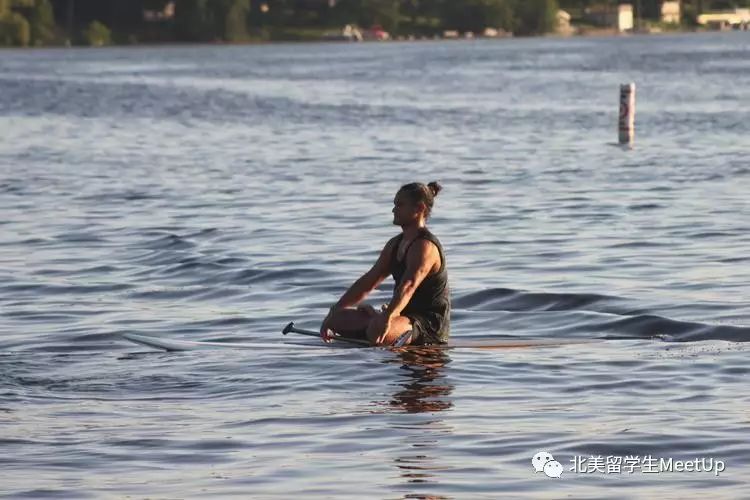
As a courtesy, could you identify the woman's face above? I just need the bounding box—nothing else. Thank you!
[392,191,424,226]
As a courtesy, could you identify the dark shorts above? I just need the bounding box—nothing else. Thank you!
[338,311,447,346]
[403,311,447,345]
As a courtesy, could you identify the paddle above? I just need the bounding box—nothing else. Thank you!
[282,321,370,346]
[282,322,413,347]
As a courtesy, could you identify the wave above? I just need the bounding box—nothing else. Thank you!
[452,287,750,343]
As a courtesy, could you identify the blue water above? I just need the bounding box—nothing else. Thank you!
[1,33,749,498]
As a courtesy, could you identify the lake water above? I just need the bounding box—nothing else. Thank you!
[1,33,749,498]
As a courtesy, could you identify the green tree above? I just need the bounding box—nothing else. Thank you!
[365,0,400,31]
[514,0,559,35]
[216,0,250,42]
[482,0,514,32]
[174,0,213,40]
[174,0,250,42]
[30,0,56,45]
[441,0,514,33]
[327,0,358,27]
[399,0,444,34]
[0,11,31,46]
[83,19,110,45]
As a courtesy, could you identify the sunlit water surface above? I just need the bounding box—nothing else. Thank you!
[1,33,749,498]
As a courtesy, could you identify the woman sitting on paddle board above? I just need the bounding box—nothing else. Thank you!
[320,181,450,346]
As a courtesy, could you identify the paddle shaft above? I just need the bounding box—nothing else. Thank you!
[282,322,370,346]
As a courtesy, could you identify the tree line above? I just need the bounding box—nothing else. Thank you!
[0,0,745,47]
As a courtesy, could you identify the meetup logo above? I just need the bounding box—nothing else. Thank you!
[532,451,563,478]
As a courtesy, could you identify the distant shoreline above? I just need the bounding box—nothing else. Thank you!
[0,27,740,51]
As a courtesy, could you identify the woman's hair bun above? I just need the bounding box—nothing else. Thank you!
[427,181,442,197]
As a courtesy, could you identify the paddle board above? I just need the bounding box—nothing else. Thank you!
[123,333,303,351]
[123,332,599,352]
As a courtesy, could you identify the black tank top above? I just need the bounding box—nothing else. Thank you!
[390,228,450,342]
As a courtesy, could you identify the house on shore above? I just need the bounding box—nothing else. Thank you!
[583,4,634,33]
[556,10,575,35]
[661,1,681,24]
[697,8,750,30]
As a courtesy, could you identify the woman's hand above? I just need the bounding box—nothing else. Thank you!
[320,306,336,343]
[369,312,393,345]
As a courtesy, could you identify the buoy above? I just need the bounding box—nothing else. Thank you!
[619,83,635,145]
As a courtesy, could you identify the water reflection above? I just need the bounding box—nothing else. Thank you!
[381,348,455,499]
[387,348,453,413]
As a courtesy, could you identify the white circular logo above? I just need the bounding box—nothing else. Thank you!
[532,451,563,478]
[532,451,554,472]
[544,460,564,478]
